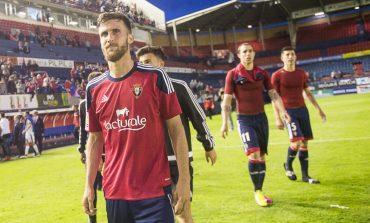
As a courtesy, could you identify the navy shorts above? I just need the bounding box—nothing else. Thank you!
[237,112,269,156]
[106,186,174,223]
[286,106,313,142]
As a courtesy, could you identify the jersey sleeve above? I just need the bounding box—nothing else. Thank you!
[263,70,273,91]
[271,72,280,93]
[174,81,215,151]
[224,69,235,94]
[156,70,182,120]
[86,86,102,132]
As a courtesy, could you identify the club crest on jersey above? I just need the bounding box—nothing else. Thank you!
[132,84,143,98]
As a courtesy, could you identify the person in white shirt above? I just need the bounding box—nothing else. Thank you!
[23,114,40,157]
[0,113,12,161]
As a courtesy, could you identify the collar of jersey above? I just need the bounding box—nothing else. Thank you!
[236,63,257,81]
[107,62,137,82]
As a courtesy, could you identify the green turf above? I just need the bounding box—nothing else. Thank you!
[0,93,370,223]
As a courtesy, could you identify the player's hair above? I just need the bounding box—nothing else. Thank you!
[0,112,5,118]
[97,12,132,33]
[136,46,167,61]
[237,43,253,53]
[87,71,103,82]
[281,46,295,54]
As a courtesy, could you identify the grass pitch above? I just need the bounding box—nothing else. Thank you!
[0,93,369,223]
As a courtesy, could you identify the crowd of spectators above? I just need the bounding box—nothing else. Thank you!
[0,57,108,98]
[7,26,85,51]
[51,0,157,28]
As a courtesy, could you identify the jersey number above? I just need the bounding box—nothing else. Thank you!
[241,132,250,143]
[290,122,297,131]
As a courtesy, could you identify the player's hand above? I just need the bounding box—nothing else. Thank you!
[205,149,217,165]
[220,124,228,138]
[82,186,96,216]
[80,152,86,164]
[275,118,284,130]
[282,111,291,124]
[319,110,326,123]
[173,178,191,215]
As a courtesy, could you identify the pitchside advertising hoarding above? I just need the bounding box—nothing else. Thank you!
[17,57,74,68]
[0,93,79,111]
[356,77,370,94]
[0,94,38,110]
[36,93,70,109]
[311,77,363,96]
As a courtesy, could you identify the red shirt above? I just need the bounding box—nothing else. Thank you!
[225,63,272,115]
[271,68,308,109]
[86,63,182,200]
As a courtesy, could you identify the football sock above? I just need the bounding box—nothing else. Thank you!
[248,160,260,191]
[33,144,40,155]
[286,147,298,170]
[299,148,309,178]
[25,146,29,155]
[258,161,266,190]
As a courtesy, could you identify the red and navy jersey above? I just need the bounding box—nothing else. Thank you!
[224,63,273,115]
[86,62,182,200]
[271,68,308,109]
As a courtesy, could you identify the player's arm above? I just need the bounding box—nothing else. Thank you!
[78,101,87,163]
[83,131,104,216]
[271,101,284,129]
[166,115,191,214]
[268,89,291,124]
[177,82,217,165]
[303,87,326,122]
[221,93,232,138]
[270,72,286,128]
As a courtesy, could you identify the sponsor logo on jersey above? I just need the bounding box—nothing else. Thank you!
[104,107,147,132]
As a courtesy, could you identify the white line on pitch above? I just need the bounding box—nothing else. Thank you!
[219,136,370,148]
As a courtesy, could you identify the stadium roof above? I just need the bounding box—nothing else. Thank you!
[166,0,367,31]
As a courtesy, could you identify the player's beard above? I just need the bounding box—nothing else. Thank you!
[104,40,129,62]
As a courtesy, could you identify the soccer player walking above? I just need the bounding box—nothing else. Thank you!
[82,12,190,223]
[136,46,217,223]
[78,72,103,223]
[271,46,326,184]
[221,43,290,207]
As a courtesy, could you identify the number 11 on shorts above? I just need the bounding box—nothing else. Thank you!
[241,132,250,143]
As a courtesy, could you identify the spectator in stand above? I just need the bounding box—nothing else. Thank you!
[55,78,65,93]
[0,113,12,161]
[16,79,26,94]
[33,110,45,155]
[64,78,72,94]
[18,31,25,52]
[13,115,25,158]
[1,59,12,80]
[7,75,17,94]
[38,77,53,94]
[85,40,91,52]
[24,35,30,54]
[26,77,37,96]
[70,66,77,80]
[0,78,6,94]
